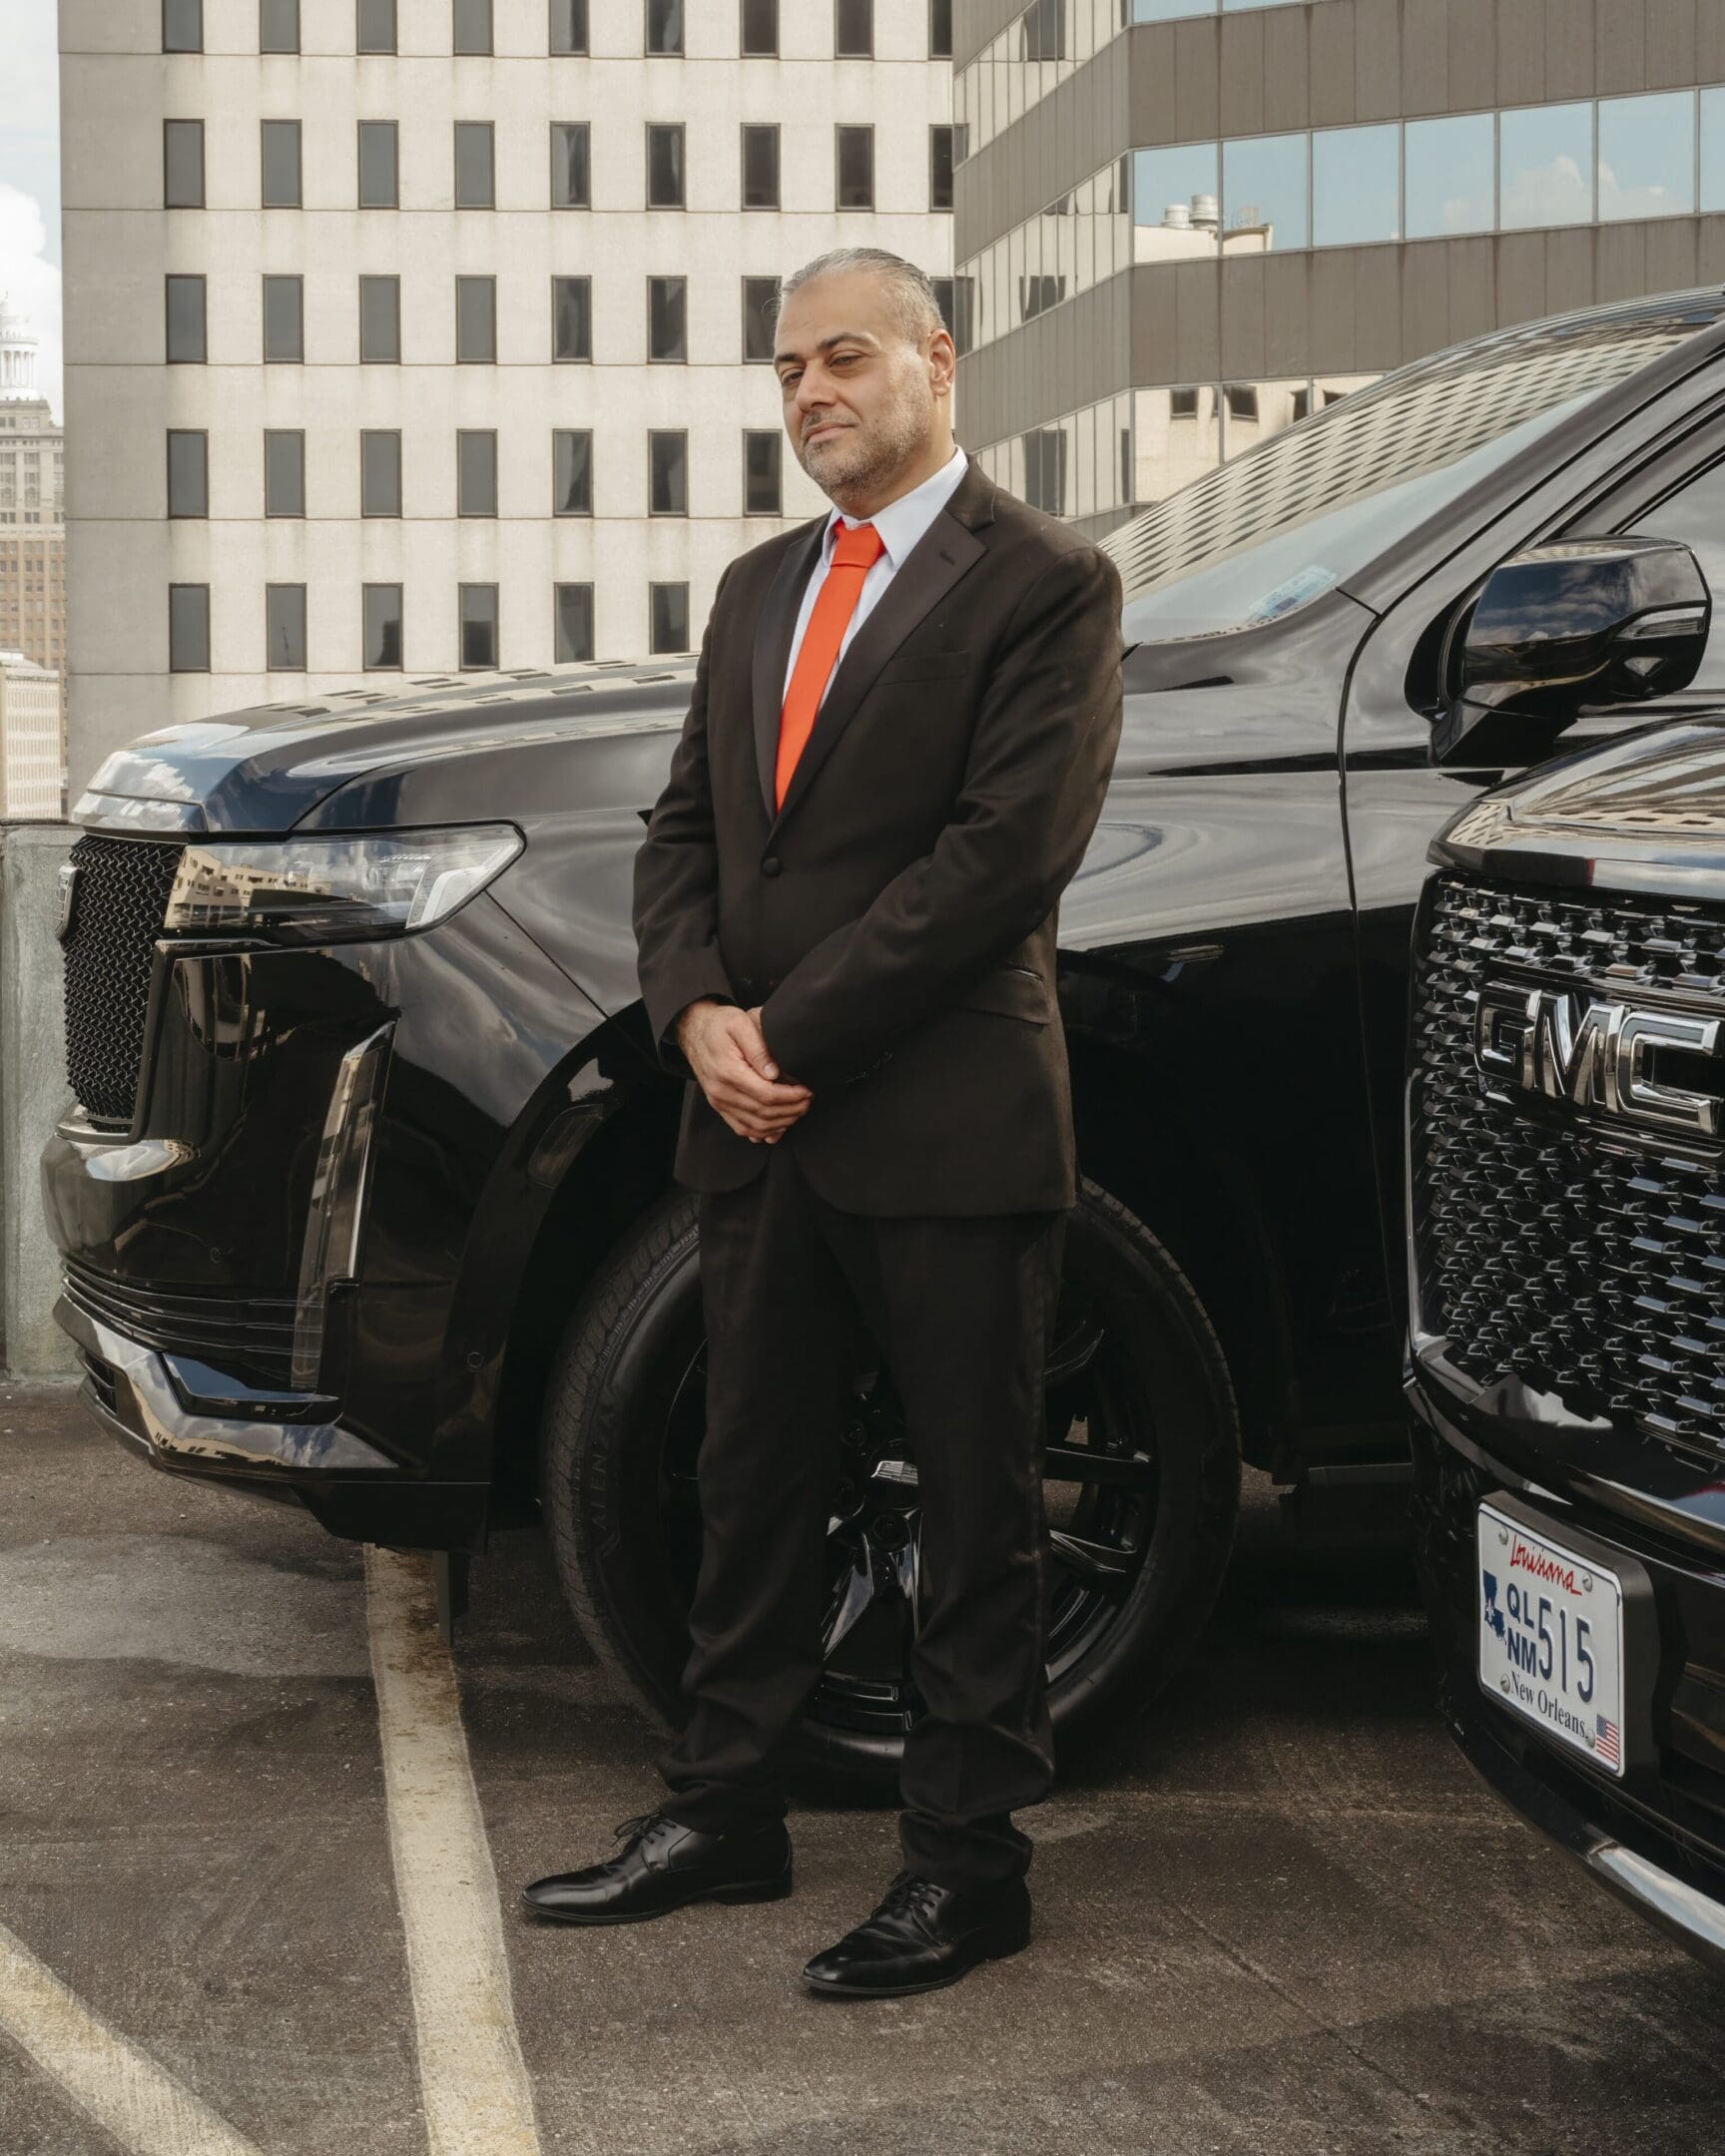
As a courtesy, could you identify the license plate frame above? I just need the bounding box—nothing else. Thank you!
[1475,1493,1657,1781]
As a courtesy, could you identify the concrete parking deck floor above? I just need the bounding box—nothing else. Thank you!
[2,1379,1721,2156]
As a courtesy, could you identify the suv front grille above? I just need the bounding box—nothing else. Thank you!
[61,834,185,1126]
[1412,873,1725,1463]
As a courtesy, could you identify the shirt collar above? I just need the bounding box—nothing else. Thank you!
[821,441,969,571]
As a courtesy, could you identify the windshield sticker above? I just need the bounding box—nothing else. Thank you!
[1246,563,1339,625]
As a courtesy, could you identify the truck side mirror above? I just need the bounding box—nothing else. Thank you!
[1431,535,1710,768]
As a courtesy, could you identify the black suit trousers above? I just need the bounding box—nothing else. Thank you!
[655,1135,1068,1888]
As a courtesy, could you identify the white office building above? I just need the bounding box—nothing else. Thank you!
[59,0,958,796]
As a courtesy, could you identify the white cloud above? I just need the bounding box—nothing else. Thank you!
[0,183,61,421]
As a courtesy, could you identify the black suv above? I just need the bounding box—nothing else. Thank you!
[1410,713,1725,1970]
[43,283,1725,1788]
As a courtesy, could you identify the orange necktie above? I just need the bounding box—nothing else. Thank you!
[775,519,886,810]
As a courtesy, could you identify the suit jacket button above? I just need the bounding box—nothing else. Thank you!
[762,854,782,876]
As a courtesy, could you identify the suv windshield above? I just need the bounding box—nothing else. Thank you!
[1106,287,1725,645]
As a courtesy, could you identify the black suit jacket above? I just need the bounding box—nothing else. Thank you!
[630,450,1126,1215]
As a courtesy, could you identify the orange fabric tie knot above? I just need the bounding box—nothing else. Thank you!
[775,519,887,811]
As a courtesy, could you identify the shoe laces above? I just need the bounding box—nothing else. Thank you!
[874,1869,944,1923]
[611,1811,670,1845]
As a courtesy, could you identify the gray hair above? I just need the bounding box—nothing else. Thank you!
[773,249,945,353]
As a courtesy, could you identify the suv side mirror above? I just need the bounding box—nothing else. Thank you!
[1431,535,1710,768]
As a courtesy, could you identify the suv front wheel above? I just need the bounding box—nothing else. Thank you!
[538,1176,1242,1789]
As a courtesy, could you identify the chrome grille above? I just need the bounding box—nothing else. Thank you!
[60,834,184,1125]
[1411,873,1725,1461]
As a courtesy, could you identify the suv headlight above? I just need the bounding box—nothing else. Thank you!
[163,825,525,943]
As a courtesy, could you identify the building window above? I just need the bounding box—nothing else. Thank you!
[1169,386,1198,418]
[837,126,873,210]
[1023,428,1067,514]
[1224,384,1259,421]
[741,0,777,55]
[552,275,592,360]
[359,274,400,360]
[166,430,208,518]
[744,431,781,515]
[169,584,211,671]
[648,276,687,361]
[554,583,595,662]
[264,428,305,516]
[454,122,495,209]
[649,430,688,514]
[929,125,954,212]
[266,585,307,669]
[363,584,403,668]
[456,274,496,361]
[261,120,302,208]
[453,0,492,54]
[647,123,686,208]
[361,429,402,515]
[459,584,499,668]
[1310,121,1400,246]
[1019,0,1064,61]
[550,0,589,54]
[742,125,780,210]
[928,0,951,59]
[650,582,689,654]
[358,121,398,208]
[357,0,396,52]
[165,274,207,362]
[553,429,593,514]
[551,122,590,207]
[260,0,299,52]
[457,429,498,515]
[263,274,304,360]
[742,276,780,361]
[835,0,871,57]
[1405,113,1493,240]
[164,120,205,208]
[932,274,972,356]
[163,0,202,52]
[646,0,683,55]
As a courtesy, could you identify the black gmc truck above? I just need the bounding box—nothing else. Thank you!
[1409,717,1725,1970]
[43,282,1725,1787]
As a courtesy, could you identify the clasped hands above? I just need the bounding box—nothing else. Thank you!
[676,997,814,1145]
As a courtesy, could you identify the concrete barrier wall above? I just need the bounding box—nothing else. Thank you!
[2,821,82,1377]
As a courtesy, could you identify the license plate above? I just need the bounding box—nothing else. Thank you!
[1477,1501,1626,1778]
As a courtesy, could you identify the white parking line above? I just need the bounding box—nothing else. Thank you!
[364,1546,545,2156]
[0,1917,266,2156]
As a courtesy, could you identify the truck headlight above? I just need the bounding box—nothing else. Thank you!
[163,825,525,943]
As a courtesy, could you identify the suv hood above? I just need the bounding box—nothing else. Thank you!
[74,660,700,835]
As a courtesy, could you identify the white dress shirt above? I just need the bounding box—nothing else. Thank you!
[781,440,969,709]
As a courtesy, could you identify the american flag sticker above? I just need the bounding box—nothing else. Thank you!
[1594,1713,1621,1769]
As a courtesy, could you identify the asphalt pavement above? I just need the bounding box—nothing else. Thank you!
[2,1380,1721,2156]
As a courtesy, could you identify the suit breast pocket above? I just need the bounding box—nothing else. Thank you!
[873,647,973,687]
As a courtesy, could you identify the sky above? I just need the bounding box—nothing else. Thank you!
[0,0,61,419]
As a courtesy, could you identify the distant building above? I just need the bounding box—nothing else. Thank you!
[0,650,65,818]
[0,295,67,808]
[59,0,959,798]
[953,0,1725,539]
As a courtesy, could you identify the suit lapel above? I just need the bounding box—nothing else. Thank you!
[750,452,997,834]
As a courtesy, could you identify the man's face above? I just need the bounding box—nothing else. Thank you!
[773,271,950,500]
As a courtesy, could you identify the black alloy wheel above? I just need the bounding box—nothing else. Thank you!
[539,1177,1242,1790]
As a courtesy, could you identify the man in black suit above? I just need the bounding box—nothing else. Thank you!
[525,248,1124,1997]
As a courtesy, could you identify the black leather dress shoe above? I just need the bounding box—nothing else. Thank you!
[521,1811,792,1925]
[802,1869,1031,1997]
